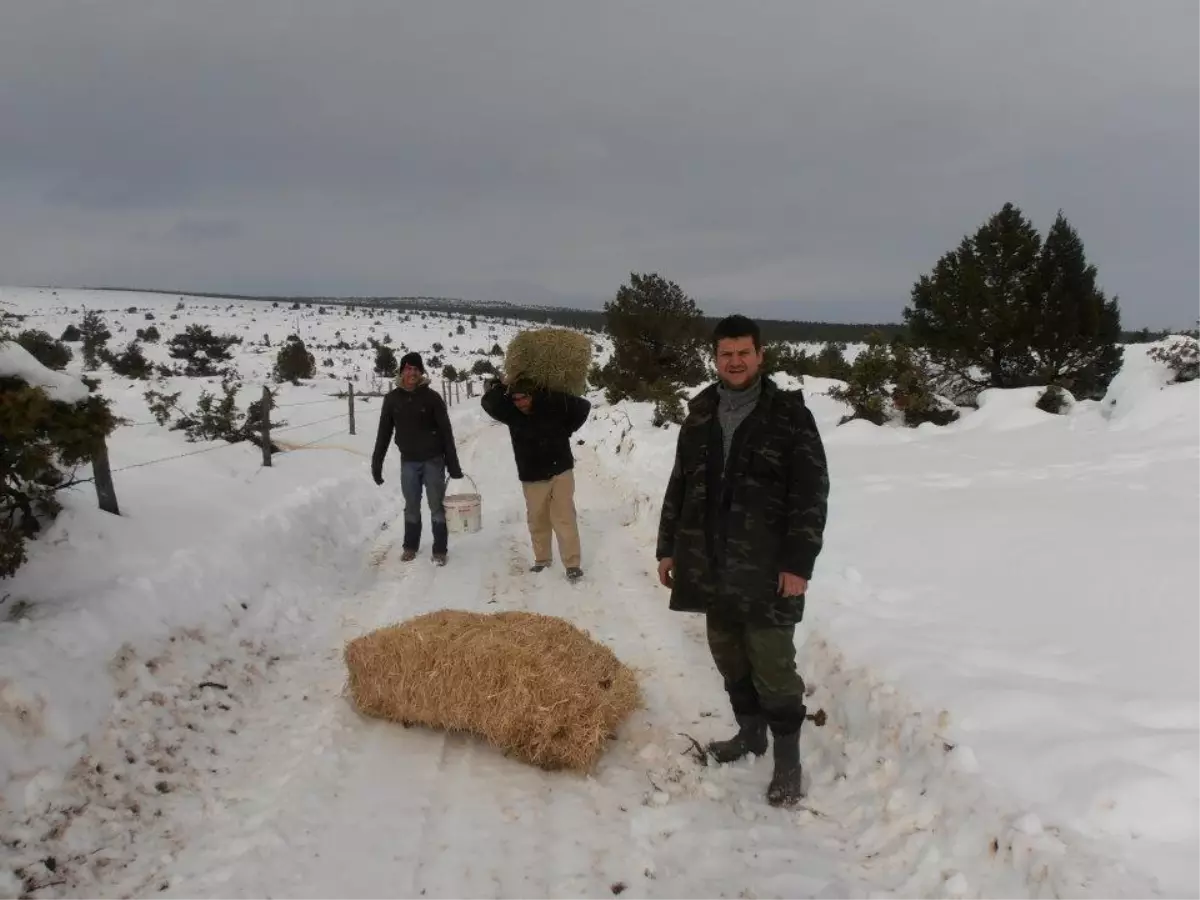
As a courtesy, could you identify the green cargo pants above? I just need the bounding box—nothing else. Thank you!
[706,614,806,732]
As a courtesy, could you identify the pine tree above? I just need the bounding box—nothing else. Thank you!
[762,343,815,379]
[79,310,112,370]
[0,337,116,577]
[16,330,73,371]
[904,203,1043,395]
[1026,211,1123,398]
[108,341,154,379]
[597,273,707,401]
[890,339,960,426]
[826,332,893,425]
[167,325,241,377]
[374,344,398,378]
[273,335,316,383]
[814,342,852,381]
[905,204,1123,400]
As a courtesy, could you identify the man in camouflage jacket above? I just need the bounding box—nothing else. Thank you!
[656,314,829,807]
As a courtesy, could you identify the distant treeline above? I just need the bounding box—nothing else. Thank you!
[77,286,1190,345]
[79,287,903,343]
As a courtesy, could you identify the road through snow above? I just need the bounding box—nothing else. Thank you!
[150,418,870,898]
[137,416,1155,899]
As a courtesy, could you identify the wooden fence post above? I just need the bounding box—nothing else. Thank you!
[348,381,356,435]
[261,386,272,467]
[93,435,120,515]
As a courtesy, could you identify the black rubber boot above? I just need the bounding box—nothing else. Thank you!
[706,713,769,763]
[705,675,767,763]
[765,727,803,807]
[763,697,806,807]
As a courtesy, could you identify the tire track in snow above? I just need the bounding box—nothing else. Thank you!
[148,425,496,897]
[152,520,459,897]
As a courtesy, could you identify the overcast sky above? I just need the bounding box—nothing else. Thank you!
[1,1,1196,327]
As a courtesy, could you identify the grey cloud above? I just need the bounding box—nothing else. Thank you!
[0,0,1195,327]
[168,218,243,242]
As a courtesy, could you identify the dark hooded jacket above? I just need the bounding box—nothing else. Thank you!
[372,379,463,479]
[656,377,829,626]
[481,382,591,482]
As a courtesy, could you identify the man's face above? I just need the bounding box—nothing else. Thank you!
[511,392,533,414]
[400,364,422,389]
[715,335,763,389]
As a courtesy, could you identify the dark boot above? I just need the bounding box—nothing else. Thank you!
[706,713,768,763]
[431,521,448,565]
[402,520,421,557]
[431,521,448,554]
[705,675,768,762]
[766,727,803,807]
[763,697,806,807]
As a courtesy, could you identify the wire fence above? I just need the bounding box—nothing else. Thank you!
[63,373,483,512]
[291,427,351,450]
[60,390,365,502]
[274,397,344,409]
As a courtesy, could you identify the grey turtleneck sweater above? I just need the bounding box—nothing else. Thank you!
[716,376,762,468]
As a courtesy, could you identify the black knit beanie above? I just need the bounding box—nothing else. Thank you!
[399,352,425,374]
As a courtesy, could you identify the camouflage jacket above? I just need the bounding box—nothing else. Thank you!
[656,377,829,626]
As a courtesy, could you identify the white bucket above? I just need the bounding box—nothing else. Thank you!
[444,473,482,534]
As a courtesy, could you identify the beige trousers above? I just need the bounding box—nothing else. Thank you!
[521,470,582,568]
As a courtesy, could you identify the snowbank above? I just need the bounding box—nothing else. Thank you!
[0,340,89,403]
[1103,338,1199,436]
[0,469,392,798]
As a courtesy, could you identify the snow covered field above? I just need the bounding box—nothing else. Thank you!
[0,287,1195,898]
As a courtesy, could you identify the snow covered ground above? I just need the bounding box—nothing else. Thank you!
[0,287,1195,898]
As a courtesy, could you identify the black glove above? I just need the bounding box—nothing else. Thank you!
[448,468,463,480]
[372,469,384,485]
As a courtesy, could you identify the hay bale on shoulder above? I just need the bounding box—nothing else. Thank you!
[504,328,592,396]
[344,610,641,772]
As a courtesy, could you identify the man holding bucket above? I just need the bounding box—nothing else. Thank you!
[371,352,464,565]
[481,376,591,582]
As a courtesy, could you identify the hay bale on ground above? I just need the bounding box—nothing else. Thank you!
[344,609,641,772]
[504,328,592,396]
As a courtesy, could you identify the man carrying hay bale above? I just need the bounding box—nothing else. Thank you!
[481,329,592,582]
[656,314,829,808]
[371,352,464,565]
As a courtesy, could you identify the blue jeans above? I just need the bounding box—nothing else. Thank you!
[400,457,448,553]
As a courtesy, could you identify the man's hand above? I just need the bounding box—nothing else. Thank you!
[778,572,808,597]
[372,470,384,486]
[657,557,675,589]
[448,469,463,480]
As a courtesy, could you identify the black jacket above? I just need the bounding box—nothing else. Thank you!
[372,382,462,478]
[481,382,591,482]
